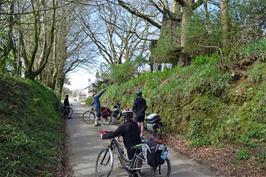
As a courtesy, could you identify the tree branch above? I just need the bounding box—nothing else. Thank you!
[117,0,161,29]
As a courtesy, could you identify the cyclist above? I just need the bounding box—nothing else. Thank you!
[101,109,142,160]
[91,89,106,126]
[132,90,147,138]
[63,94,70,119]
[64,94,70,107]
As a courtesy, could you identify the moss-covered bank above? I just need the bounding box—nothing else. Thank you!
[0,76,63,176]
[97,55,265,168]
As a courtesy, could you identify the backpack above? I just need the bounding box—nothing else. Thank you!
[144,140,168,167]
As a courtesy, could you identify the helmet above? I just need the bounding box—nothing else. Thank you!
[136,90,142,96]
[122,108,133,120]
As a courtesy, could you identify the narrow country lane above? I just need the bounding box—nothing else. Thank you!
[65,103,224,177]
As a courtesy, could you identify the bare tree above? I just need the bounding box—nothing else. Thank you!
[115,0,205,65]
[40,0,98,96]
[79,1,152,65]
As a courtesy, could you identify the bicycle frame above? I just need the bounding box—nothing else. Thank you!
[108,138,148,173]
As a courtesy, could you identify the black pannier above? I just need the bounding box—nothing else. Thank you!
[146,140,168,167]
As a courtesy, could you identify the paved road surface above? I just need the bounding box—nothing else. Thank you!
[65,103,223,177]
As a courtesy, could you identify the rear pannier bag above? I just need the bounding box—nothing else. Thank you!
[145,140,168,167]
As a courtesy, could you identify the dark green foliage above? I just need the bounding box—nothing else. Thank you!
[100,57,145,84]
[242,39,266,57]
[247,63,266,84]
[150,19,180,63]
[236,149,250,161]
[0,77,63,176]
[111,61,136,83]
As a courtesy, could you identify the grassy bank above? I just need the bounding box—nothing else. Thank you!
[0,76,63,176]
[98,54,266,170]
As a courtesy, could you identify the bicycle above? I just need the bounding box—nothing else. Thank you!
[95,130,171,177]
[82,107,95,124]
[63,106,73,119]
[144,113,163,139]
[54,101,73,119]
[82,107,112,125]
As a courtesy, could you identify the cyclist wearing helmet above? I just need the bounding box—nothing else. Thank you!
[101,109,141,160]
[132,90,147,137]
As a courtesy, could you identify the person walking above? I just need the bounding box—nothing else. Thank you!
[132,90,147,138]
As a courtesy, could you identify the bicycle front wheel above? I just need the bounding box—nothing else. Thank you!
[82,111,95,124]
[95,148,114,177]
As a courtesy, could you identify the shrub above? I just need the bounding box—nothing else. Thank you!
[236,149,250,161]
[247,62,266,84]
[241,38,266,56]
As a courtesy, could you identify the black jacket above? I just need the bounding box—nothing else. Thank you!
[64,98,69,107]
[132,96,147,117]
[102,120,141,149]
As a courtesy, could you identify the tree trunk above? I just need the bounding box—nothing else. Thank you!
[22,0,56,80]
[180,0,192,49]
[179,0,193,66]
[220,0,230,48]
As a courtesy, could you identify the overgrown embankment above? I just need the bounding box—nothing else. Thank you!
[98,41,266,176]
[0,76,64,176]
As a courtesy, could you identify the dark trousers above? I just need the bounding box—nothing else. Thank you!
[127,148,136,160]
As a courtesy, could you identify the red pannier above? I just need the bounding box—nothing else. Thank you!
[100,107,112,118]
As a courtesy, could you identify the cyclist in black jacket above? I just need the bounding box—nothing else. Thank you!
[132,90,147,138]
[64,94,70,107]
[101,109,141,160]
[63,94,70,119]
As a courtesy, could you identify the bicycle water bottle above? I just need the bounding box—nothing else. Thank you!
[161,148,168,160]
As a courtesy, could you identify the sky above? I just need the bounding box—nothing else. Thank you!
[65,69,96,91]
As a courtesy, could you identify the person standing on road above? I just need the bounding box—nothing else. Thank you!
[132,90,147,138]
[91,89,106,126]
[64,94,70,107]
[63,94,70,119]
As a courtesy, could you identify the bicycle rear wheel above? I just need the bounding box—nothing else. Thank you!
[82,111,95,124]
[156,158,171,177]
[155,124,163,139]
[68,107,73,117]
[95,148,114,177]
[134,155,171,177]
[100,116,112,125]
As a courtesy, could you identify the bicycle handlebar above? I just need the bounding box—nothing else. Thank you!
[99,130,122,143]
[98,129,111,134]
